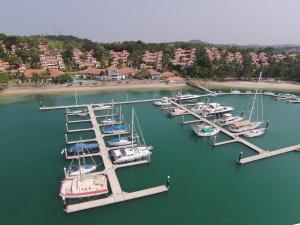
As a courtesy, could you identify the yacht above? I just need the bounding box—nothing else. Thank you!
[215,113,243,126]
[153,97,172,106]
[228,120,263,133]
[102,124,128,134]
[190,102,207,114]
[107,136,135,146]
[110,146,152,164]
[169,108,186,116]
[109,108,152,164]
[201,103,234,117]
[62,143,99,156]
[175,91,200,101]
[192,124,220,137]
[243,127,267,138]
[101,118,117,125]
[288,98,300,103]
[231,89,241,94]
[59,174,108,199]
[93,104,112,111]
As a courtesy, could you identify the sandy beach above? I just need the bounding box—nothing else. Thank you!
[194,80,300,92]
[0,80,186,96]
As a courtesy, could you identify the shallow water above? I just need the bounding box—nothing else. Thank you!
[1,88,300,225]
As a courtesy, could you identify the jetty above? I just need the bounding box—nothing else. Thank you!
[43,103,169,213]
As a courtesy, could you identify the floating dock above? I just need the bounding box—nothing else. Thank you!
[170,100,300,164]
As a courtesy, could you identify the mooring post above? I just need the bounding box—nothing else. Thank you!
[166,175,170,189]
[237,151,243,164]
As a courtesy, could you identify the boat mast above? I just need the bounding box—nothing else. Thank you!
[75,91,78,108]
[131,108,134,149]
[249,72,262,121]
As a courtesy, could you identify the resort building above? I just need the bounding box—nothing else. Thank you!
[249,52,269,67]
[106,66,135,80]
[272,53,286,62]
[109,50,130,67]
[40,51,65,70]
[75,68,106,80]
[166,76,184,83]
[172,48,196,67]
[147,69,161,79]
[161,71,175,79]
[0,60,10,72]
[38,43,49,53]
[227,51,243,64]
[72,48,100,69]
[140,51,163,70]
[205,47,222,61]
[18,64,27,73]
[24,68,64,82]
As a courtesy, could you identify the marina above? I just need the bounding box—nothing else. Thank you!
[2,87,300,225]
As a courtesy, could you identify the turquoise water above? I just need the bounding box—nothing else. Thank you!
[1,88,300,225]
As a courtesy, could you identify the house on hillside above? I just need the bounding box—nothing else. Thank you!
[147,69,161,79]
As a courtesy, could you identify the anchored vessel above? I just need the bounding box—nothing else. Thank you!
[229,72,266,136]
[201,103,234,117]
[63,143,99,156]
[110,108,152,164]
[215,113,243,126]
[169,107,186,116]
[102,124,128,134]
[107,135,135,146]
[175,91,200,102]
[153,97,172,106]
[192,124,220,137]
[60,173,108,199]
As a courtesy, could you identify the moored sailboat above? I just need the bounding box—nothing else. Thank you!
[110,108,152,164]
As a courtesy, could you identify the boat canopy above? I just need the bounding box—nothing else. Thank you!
[67,143,99,153]
[202,126,214,133]
[103,124,128,132]
[232,120,251,128]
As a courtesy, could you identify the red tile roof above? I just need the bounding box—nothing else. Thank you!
[161,71,174,77]
[147,69,161,75]
[79,68,105,74]
[25,69,64,78]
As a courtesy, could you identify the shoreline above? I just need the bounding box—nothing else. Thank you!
[0,81,186,96]
[193,80,300,92]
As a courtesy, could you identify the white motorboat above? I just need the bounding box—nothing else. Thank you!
[107,136,135,146]
[59,174,108,199]
[231,89,241,94]
[288,98,300,103]
[153,97,172,106]
[175,91,200,101]
[276,93,297,100]
[169,108,186,116]
[93,104,112,111]
[201,103,234,117]
[243,128,267,138]
[264,91,275,96]
[190,102,207,114]
[215,113,243,126]
[192,124,220,137]
[111,146,152,164]
[102,118,117,125]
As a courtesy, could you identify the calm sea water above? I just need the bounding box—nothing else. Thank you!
[1,87,300,225]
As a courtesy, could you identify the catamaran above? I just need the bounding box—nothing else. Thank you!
[110,108,152,164]
[62,143,99,156]
[175,91,200,101]
[215,113,243,126]
[192,124,220,137]
[229,72,266,135]
[153,97,172,106]
[59,173,108,199]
